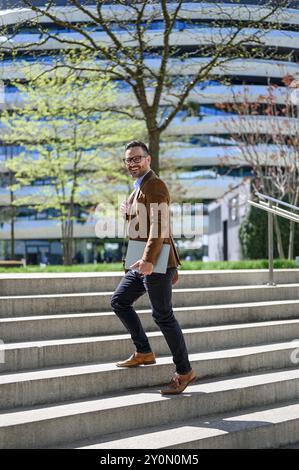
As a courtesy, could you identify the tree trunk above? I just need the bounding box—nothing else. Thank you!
[148,128,160,175]
[64,236,73,266]
[63,220,74,265]
[62,233,73,265]
[61,217,74,266]
[10,206,15,259]
[9,178,15,260]
[273,215,285,259]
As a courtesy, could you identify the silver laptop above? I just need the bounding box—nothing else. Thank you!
[125,240,170,274]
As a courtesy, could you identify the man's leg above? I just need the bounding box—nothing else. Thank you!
[143,268,191,375]
[111,269,151,354]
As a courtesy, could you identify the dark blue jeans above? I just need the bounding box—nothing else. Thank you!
[111,268,191,375]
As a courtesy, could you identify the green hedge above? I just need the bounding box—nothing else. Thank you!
[239,206,299,259]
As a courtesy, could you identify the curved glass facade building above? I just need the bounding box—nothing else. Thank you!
[0,1,298,262]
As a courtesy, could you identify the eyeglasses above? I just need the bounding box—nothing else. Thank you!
[123,155,147,165]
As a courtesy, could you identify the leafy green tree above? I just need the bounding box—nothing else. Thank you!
[1,61,143,264]
[0,147,18,259]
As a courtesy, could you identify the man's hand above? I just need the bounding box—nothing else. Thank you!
[130,259,154,275]
[120,200,129,219]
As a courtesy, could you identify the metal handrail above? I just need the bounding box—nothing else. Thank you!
[255,191,299,213]
[248,192,299,286]
[249,200,299,224]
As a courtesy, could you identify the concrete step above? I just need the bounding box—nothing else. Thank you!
[0,320,299,372]
[0,342,297,410]
[279,441,299,448]
[69,401,299,449]
[1,319,299,372]
[1,368,299,448]
[1,300,299,342]
[1,270,299,296]
[1,284,299,317]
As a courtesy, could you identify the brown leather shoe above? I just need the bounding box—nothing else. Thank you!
[160,369,196,395]
[116,351,156,368]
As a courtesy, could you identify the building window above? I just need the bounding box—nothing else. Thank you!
[229,196,239,225]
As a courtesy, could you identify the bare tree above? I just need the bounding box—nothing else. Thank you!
[2,0,291,174]
[216,79,299,259]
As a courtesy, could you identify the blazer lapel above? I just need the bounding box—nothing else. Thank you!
[139,169,156,191]
[128,169,155,219]
[127,188,139,218]
[127,188,137,204]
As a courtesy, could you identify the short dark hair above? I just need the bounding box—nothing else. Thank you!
[125,140,149,155]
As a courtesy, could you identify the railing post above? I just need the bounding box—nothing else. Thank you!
[267,201,275,286]
[249,192,299,287]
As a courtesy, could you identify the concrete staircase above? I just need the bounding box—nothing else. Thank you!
[0,269,299,449]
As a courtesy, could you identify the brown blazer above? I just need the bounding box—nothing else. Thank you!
[126,169,180,269]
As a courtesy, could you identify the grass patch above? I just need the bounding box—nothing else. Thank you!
[0,259,296,273]
[179,259,297,270]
